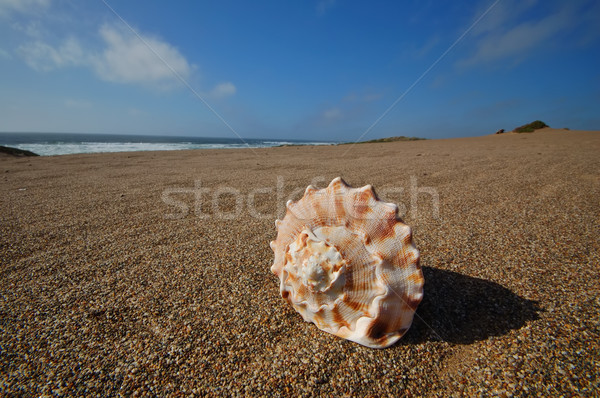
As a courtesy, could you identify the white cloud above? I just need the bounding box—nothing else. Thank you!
[0,0,50,16]
[18,37,84,71]
[91,24,193,87]
[17,24,197,89]
[210,82,236,98]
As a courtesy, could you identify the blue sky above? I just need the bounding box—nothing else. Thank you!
[0,0,599,141]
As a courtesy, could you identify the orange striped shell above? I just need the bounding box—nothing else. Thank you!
[270,177,424,348]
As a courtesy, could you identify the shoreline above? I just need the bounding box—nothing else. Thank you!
[0,132,339,157]
[2,127,596,157]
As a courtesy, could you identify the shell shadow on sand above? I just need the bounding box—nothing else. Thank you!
[402,266,542,344]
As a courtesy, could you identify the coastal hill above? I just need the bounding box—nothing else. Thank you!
[495,120,558,135]
[512,120,549,133]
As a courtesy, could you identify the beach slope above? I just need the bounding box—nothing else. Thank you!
[1,129,598,396]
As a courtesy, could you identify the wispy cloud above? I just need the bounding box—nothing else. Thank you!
[11,20,44,38]
[0,0,50,16]
[458,0,585,67]
[316,0,336,16]
[0,48,11,59]
[412,36,441,60]
[460,14,570,67]
[209,82,236,99]
[128,108,145,116]
[18,37,84,71]
[322,107,342,121]
[469,0,538,36]
[343,91,383,103]
[65,98,92,109]
[300,90,383,132]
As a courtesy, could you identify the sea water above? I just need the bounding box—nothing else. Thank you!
[0,132,336,156]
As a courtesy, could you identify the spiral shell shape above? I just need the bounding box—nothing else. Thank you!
[270,177,424,348]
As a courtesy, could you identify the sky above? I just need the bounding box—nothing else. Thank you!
[0,0,599,141]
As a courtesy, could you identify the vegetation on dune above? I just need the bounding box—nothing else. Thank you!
[0,145,39,157]
[513,120,549,133]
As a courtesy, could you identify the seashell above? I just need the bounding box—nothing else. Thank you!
[270,177,424,348]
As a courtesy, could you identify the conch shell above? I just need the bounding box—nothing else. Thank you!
[270,177,424,348]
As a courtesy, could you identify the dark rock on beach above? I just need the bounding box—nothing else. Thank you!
[0,145,39,157]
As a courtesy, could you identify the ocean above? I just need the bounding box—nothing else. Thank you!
[0,132,338,156]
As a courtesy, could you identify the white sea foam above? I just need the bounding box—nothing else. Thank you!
[12,142,200,156]
[10,139,336,156]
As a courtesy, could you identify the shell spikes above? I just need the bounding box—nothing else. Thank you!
[270,177,424,348]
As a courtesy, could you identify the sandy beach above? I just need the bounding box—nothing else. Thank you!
[1,128,598,396]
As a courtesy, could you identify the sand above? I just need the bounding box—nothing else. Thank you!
[1,128,599,396]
